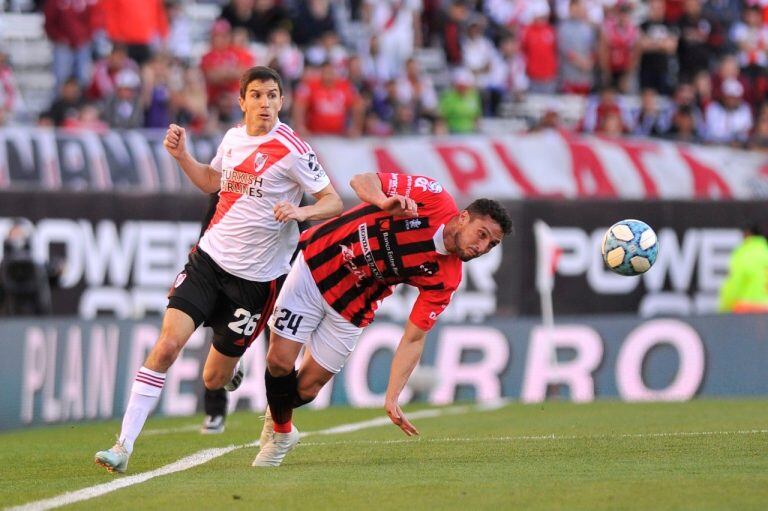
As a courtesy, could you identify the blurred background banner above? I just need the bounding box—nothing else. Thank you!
[0,195,764,319]
[2,314,767,430]
[2,128,768,198]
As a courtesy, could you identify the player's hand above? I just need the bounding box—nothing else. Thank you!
[163,124,187,159]
[273,201,306,223]
[385,400,419,437]
[379,195,417,217]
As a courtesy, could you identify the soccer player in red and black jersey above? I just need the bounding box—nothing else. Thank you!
[253,172,512,467]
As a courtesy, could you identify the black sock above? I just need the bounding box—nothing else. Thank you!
[265,368,298,427]
[204,387,228,417]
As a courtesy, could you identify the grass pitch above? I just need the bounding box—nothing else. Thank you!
[1,399,767,510]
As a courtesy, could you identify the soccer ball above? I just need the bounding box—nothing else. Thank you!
[601,219,659,276]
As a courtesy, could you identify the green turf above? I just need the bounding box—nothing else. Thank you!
[1,400,767,510]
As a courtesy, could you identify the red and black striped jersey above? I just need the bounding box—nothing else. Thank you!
[299,173,462,331]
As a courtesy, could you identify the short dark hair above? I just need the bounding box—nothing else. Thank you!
[239,66,283,98]
[466,199,513,235]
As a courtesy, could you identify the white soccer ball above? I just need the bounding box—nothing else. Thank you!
[600,219,659,276]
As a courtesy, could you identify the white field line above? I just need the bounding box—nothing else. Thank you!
[5,405,473,511]
[297,429,768,447]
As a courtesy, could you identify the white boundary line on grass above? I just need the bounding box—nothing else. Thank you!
[297,428,768,447]
[6,404,487,511]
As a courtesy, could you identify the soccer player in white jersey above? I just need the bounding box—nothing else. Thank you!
[94,66,343,473]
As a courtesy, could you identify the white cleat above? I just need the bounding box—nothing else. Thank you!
[224,358,244,392]
[252,425,300,467]
[94,440,130,474]
[259,407,274,447]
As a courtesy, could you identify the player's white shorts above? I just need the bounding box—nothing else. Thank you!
[267,252,363,373]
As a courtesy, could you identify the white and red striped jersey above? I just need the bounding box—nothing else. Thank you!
[198,121,330,281]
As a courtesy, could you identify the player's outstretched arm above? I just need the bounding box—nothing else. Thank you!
[273,183,342,223]
[163,124,220,193]
[384,320,426,436]
[350,173,417,217]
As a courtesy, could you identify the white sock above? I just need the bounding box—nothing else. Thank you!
[118,367,165,454]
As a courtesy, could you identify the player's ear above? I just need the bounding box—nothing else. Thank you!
[459,210,470,226]
[238,95,246,113]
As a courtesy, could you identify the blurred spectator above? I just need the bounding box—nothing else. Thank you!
[97,0,169,65]
[639,0,680,95]
[664,104,703,142]
[174,66,209,133]
[490,33,529,103]
[554,0,604,25]
[438,67,481,133]
[165,0,193,63]
[463,15,502,114]
[597,109,626,136]
[581,86,633,133]
[677,0,714,82]
[660,81,707,135]
[370,78,398,130]
[529,103,562,132]
[362,0,422,74]
[702,0,742,57]
[267,26,305,88]
[347,54,376,101]
[305,31,349,72]
[441,0,470,66]
[557,0,596,95]
[705,78,752,144]
[88,43,140,101]
[599,2,639,93]
[101,68,144,129]
[0,219,60,316]
[0,52,23,126]
[43,0,97,92]
[63,102,108,132]
[711,53,753,105]
[665,0,686,23]
[141,53,176,128]
[730,5,768,84]
[395,57,439,126]
[521,2,558,94]
[292,60,364,137]
[44,77,84,126]
[746,103,768,151]
[718,223,768,313]
[633,88,667,136]
[485,0,536,29]
[200,19,254,115]
[292,0,338,47]
[360,34,399,82]
[221,0,289,43]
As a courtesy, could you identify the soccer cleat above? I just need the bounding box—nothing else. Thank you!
[94,440,130,474]
[200,414,226,434]
[259,407,274,447]
[252,425,300,467]
[224,358,244,392]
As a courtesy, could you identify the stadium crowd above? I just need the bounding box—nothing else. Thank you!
[2,0,768,149]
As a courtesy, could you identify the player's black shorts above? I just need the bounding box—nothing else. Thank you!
[168,248,285,357]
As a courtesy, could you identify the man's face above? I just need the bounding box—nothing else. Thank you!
[239,79,283,134]
[451,211,504,262]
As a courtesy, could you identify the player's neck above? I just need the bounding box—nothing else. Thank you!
[442,217,460,255]
[245,119,278,137]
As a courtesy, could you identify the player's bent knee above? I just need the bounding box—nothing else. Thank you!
[265,352,295,377]
[202,369,229,390]
[149,336,185,370]
[296,382,322,403]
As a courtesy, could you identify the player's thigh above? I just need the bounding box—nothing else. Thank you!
[167,250,221,329]
[267,253,325,349]
[208,276,283,358]
[308,306,363,374]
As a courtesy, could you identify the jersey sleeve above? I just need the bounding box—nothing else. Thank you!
[209,138,226,173]
[377,172,454,216]
[409,286,454,331]
[288,146,331,194]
